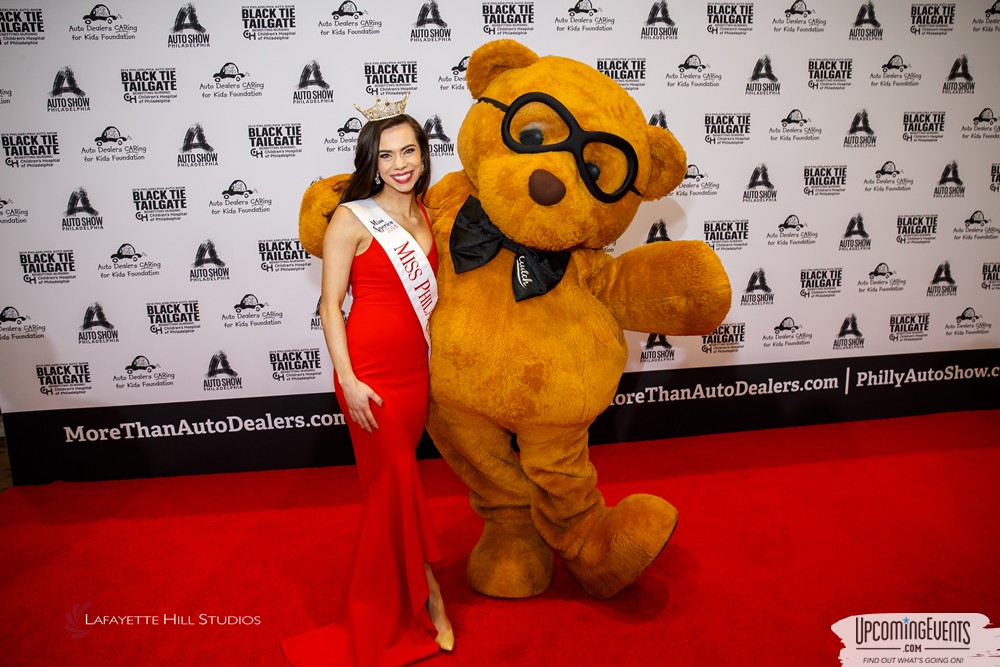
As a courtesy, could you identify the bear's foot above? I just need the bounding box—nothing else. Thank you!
[468,520,553,598]
[562,494,678,599]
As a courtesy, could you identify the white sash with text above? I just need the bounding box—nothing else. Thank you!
[341,199,438,349]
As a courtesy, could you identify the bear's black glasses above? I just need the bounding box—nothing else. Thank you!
[477,92,642,204]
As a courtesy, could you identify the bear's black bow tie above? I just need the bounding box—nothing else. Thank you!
[450,195,570,302]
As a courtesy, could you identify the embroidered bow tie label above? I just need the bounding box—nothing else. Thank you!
[514,255,533,291]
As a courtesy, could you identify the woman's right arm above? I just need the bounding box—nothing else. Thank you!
[319,206,382,433]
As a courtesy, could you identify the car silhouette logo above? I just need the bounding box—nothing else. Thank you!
[235,294,265,311]
[679,55,706,72]
[882,55,908,73]
[111,244,142,262]
[684,164,705,181]
[452,56,470,76]
[126,355,157,373]
[0,306,27,324]
[786,1,811,18]
[95,126,128,145]
[83,4,117,24]
[987,1,1000,17]
[779,214,804,230]
[869,262,895,279]
[876,161,900,178]
[774,316,800,333]
[568,0,598,16]
[338,117,363,137]
[956,307,980,324]
[332,1,364,19]
[965,210,990,227]
[781,109,809,127]
[973,108,996,126]
[214,63,245,82]
[222,180,255,199]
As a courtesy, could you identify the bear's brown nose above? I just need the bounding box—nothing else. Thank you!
[528,169,566,206]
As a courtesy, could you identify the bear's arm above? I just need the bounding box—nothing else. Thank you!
[586,241,733,336]
[298,174,351,258]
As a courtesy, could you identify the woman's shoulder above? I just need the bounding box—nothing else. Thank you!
[327,201,370,241]
[331,201,360,222]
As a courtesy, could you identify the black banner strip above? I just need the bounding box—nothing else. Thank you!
[5,348,998,484]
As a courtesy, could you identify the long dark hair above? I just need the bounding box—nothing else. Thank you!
[336,114,431,204]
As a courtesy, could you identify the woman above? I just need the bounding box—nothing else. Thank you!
[283,101,454,666]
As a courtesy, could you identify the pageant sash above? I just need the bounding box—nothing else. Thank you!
[340,198,438,349]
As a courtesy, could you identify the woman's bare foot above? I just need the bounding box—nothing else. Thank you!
[425,563,454,651]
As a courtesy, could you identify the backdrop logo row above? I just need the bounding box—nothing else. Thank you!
[7,2,1000,45]
[1,0,997,418]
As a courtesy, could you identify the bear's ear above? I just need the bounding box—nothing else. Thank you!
[641,125,688,201]
[466,39,539,99]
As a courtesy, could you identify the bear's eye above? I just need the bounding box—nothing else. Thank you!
[583,141,630,195]
[519,127,544,146]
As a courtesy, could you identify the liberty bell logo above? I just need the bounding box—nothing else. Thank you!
[645,1,674,26]
[838,314,863,338]
[51,67,86,97]
[931,261,955,285]
[81,303,113,330]
[193,240,225,267]
[173,3,206,33]
[853,1,880,27]
[750,56,777,82]
[844,214,869,239]
[848,110,874,135]
[747,164,775,190]
[206,351,237,377]
[66,188,98,216]
[298,61,330,89]
[745,268,772,294]
[181,124,214,152]
[415,1,447,27]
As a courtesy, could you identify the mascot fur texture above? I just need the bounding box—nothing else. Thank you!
[300,40,732,600]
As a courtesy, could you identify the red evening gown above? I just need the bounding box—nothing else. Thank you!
[283,203,441,667]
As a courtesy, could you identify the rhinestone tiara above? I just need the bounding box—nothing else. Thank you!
[354,94,409,122]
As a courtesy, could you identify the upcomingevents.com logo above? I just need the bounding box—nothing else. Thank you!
[855,615,972,647]
[831,613,1000,665]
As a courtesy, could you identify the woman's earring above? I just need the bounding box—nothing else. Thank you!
[375,173,382,186]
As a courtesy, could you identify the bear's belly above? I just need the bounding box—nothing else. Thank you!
[428,259,627,427]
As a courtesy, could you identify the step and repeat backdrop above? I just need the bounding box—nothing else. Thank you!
[1,1,998,483]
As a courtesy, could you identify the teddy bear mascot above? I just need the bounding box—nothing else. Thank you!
[299,40,732,600]
[421,40,732,600]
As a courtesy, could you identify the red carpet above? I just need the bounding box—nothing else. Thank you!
[1,410,997,666]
